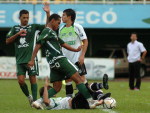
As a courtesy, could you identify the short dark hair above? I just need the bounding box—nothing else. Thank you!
[131,32,137,36]
[63,9,76,23]
[39,85,52,97]
[19,9,29,17]
[49,14,61,22]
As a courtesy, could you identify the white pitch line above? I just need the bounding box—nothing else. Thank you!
[102,109,118,113]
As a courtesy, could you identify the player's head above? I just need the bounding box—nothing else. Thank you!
[19,9,29,26]
[62,9,76,24]
[48,14,61,30]
[39,85,52,97]
[130,32,137,41]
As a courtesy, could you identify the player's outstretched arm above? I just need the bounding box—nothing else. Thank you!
[61,43,82,52]
[43,76,50,106]
[28,44,41,67]
[43,2,50,27]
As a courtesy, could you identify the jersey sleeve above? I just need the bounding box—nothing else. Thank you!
[139,43,146,52]
[6,26,15,38]
[74,23,87,40]
[35,24,45,32]
[36,28,49,45]
[58,38,65,45]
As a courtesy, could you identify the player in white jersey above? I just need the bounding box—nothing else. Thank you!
[59,9,89,97]
[32,75,110,110]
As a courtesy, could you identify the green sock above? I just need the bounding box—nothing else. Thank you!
[48,88,57,98]
[77,83,91,99]
[31,83,37,101]
[20,83,29,97]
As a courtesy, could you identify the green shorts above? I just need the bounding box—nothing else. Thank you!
[50,57,78,83]
[16,63,38,76]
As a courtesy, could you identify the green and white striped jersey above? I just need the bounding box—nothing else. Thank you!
[59,23,87,64]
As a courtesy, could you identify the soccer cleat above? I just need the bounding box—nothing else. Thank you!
[134,87,140,91]
[31,101,44,110]
[97,93,111,100]
[28,95,33,106]
[103,74,109,90]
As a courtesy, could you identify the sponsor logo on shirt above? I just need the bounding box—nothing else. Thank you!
[18,37,29,48]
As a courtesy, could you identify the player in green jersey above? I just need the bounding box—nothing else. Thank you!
[6,3,50,105]
[28,14,98,109]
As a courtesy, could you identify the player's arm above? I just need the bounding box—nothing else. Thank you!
[61,43,82,52]
[28,44,41,67]
[58,38,82,52]
[43,2,50,27]
[75,24,88,65]
[43,76,50,106]
[141,50,147,61]
[79,39,88,65]
[6,29,26,44]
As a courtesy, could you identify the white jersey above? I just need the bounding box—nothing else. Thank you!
[59,23,87,64]
[46,97,72,110]
[127,40,146,63]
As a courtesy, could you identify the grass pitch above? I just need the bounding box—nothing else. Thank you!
[0,79,150,113]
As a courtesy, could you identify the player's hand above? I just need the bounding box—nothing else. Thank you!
[17,30,27,37]
[76,45,82,52]
[45,76,49,87]
[78,55,84,65]
[43,2,50,13]
[28,60,34,68]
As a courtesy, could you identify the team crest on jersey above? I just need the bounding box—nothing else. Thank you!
[69,32,72,36]
[18,37,29,48]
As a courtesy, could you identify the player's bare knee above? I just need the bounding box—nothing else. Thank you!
[29,76,36,84]
[53,82,62,92]
[18,80,25,85]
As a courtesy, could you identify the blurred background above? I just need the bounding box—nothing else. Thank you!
[0,0,150,79]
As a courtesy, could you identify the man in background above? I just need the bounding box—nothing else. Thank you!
[127,32,147,90]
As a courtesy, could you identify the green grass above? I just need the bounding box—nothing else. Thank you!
[0,79,150,113]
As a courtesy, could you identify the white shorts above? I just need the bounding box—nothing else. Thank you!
[47,97,72,110]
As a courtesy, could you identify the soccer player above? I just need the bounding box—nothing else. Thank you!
[28,14,98,108]
[59,9,90,97]
[31,74,110,110]
[6,3,50,105]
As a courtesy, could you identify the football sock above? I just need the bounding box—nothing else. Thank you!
[20,83,29,97]
[65,82,73,97]
[48,88,57,98]
[31,83,37,101]
[90,82,103,91]
[76,83,91,99]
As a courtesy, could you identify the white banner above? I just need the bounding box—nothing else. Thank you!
[85,58,114,80]
[0,57,114,80]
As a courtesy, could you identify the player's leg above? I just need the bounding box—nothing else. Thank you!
[17,64,30,100]
[29,76,37,101]
[70,73,99,108]
[57,58,98,108]
[89,74,109,91]
[48,81,62,98]
[75,62,88,87]
[48,68,64,98]
[134,61,141,90]
[65,61,87,97]
[28,64,38,101]
[129,63,135,90]
[17,75,30,97]
[65,78,73,97]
